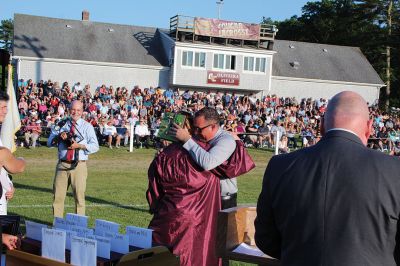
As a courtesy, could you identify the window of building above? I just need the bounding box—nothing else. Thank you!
[182,51,193,66]
[244,56,266,73]
[194,52,206,67]
[182,50,206,68]
[213,53,236,70]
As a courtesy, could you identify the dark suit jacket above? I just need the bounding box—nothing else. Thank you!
[255,130,400,266]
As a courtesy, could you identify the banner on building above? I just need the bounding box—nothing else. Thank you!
[194,18,260,41]
[207,71,240,86]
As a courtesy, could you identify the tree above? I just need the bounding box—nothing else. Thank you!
[0,19,14,53]
[267,16,307,41]
[354,0,400,107]
[264,0,400,106]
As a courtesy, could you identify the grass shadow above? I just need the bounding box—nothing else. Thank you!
[13,182,148,213]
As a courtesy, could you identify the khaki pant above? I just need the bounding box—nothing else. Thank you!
[25,132,40,147]
[53,161,87,218]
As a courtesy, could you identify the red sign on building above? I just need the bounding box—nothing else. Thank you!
[207,71,240,86]
[195,18,260,41]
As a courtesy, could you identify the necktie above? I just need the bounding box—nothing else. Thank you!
[66,123,75,161]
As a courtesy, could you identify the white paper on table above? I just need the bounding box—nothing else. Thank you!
[232,243,267,257]
[95,219,120,236]
[65,230,78,250]
[53,217,69,230]
[54,217,80,230]
[41,228,66,262]
[126,226,153,248]
[86,235,111,259]
[69,225,94,237]
[25,220,48,241]
[94,230,105,237]
[104,231,129,254]
[66,213,88,228]
[56,229,78,250]
[70,236,97,266]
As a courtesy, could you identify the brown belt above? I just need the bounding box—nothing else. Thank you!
[59,160,87,164]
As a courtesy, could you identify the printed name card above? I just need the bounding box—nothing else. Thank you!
[41,228,66,263]
[95,219,120,235]
[64,230,78,250]
[66,213,88,228]
[86,235,111,259]
[104,231,129,254]
[126,226,153,248]
[25,220,48,241]
[71,236,97,266]
[53,217,79,230]
[70,225,94,237]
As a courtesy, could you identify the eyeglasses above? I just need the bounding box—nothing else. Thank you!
[193,123,215,132]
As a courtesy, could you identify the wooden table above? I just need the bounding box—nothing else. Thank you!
[20,237,145,266]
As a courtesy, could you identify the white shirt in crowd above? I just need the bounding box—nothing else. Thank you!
[135,123,150,136]
[131,107,139,116]
[128,116,139,126]
[74,83,82,92]
[103,124,117,136]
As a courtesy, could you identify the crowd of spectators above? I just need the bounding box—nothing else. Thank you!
[15,78,400,156]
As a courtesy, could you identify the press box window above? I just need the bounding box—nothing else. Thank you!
[182,51,193,66]
[244,56,266,73]
[194,52,206,67]
[213,54,236,70]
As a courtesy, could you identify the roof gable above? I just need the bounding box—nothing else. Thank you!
[272,40,384,85]
[13,14,167,66]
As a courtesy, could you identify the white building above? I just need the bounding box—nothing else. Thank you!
[13,12,384,104]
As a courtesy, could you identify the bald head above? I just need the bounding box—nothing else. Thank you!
[323,91,372,145]
[71,100,83,109]
[70,100,83,122]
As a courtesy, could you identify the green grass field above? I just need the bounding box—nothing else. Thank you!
[9,145,274,265]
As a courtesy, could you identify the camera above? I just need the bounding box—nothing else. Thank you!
[59,131,75,147]
[54,119,76,147]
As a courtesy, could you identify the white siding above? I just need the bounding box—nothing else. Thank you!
[270,76,380,105]
[17,58,169,92]
[172,45,274,91]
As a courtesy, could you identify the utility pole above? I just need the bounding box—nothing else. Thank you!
[385,0,393,109]
[216,0,224,19]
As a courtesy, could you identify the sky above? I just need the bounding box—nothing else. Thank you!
[2,0,313,28]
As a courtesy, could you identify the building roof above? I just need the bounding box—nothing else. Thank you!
[13,13,384,86]
[272,40,384,85]
[13,13,168,66]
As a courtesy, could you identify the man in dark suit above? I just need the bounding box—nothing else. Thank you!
[255,91,400,266]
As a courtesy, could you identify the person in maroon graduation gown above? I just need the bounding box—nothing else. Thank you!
[147,115,255,266]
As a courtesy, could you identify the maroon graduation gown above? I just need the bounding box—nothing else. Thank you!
[147,140,255,266]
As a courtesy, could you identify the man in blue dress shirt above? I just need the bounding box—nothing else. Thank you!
[48,100,99,218]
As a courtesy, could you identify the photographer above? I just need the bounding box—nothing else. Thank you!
[47,100,99,218]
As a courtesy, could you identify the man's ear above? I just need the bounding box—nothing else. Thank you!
[320,115,325,136]
[365,119,373,141]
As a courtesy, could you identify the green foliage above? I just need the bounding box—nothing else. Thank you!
[266,0,400,107]
[0,19,13,52]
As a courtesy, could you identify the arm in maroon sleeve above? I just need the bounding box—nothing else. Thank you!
[211,140,255,178]
[146,156,164,214]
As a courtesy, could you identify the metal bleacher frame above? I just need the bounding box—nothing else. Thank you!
[170,15,277,50]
